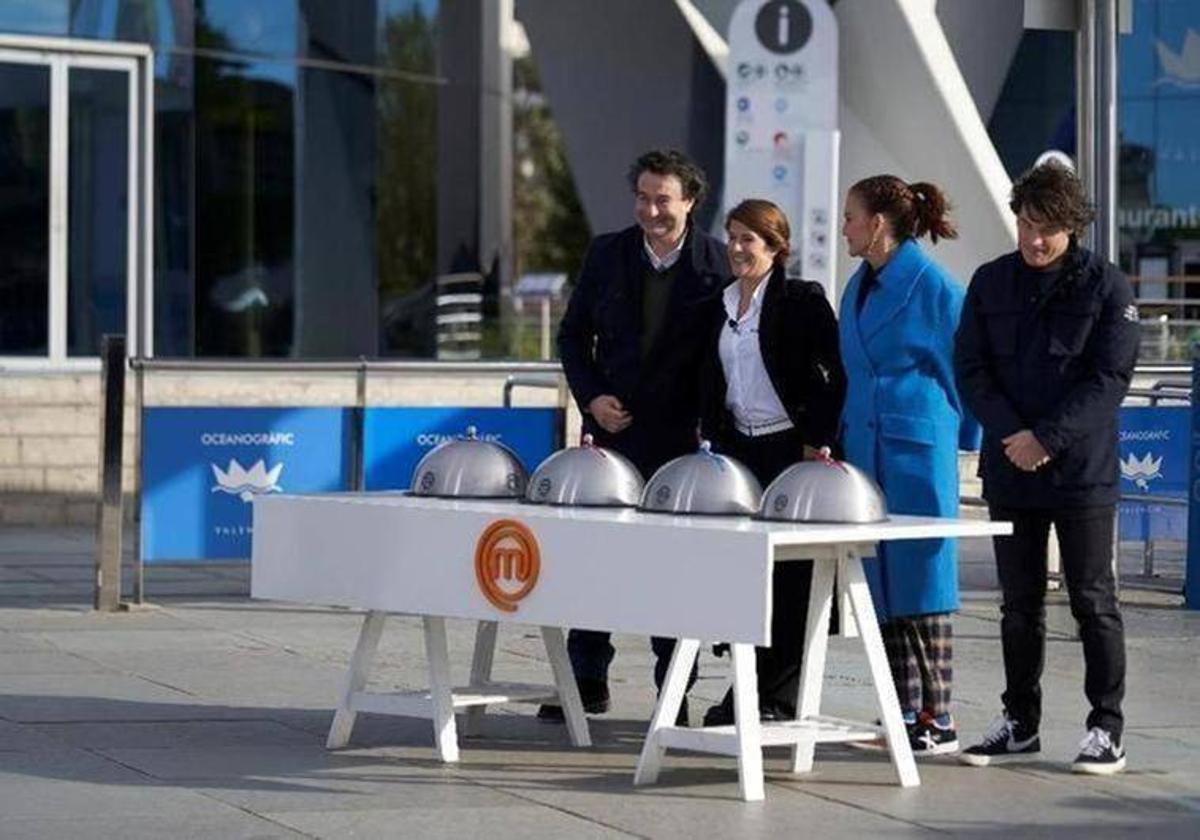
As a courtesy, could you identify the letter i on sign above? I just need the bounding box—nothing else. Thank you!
[778,4,789,46]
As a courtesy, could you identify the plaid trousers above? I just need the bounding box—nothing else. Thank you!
[879,613,953,718]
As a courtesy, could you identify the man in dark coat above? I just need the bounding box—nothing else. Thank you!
[954,162,1138,775]
[538,149,729,724]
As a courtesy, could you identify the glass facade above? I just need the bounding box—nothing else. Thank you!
[988,0,1200,360]
[0,62,50,355]
[1119,0,1200,359]
[17,3,1194,362]
[67,66,130,356]
[0,0,493,360]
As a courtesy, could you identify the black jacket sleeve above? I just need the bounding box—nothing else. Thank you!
[799,289,846,449]
[953,270,1025,439]
[695,293,728,442]
[556,239,607,414]
[1033,268,1139,455]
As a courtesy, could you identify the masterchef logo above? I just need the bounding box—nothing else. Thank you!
[474,519,540,612]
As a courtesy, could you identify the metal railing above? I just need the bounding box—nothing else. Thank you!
[99,355,568,608]
[97,355,1195,605]
[961,382,1192,586]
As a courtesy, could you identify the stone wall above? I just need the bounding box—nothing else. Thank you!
[0,368,573,526]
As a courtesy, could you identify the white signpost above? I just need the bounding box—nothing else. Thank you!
[725,0,840,297]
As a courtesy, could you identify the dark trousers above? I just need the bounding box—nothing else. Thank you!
[567,630,695,693]
[568,424,701,694]
[989,504,1125,738]
[720,427,812,712]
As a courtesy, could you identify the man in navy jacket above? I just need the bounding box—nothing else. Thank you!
[539,149,728,724]
[954,162,1138,775]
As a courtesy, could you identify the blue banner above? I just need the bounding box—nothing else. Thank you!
[142,407,351,563]
[1118,405,1189,541]
[363,407,561,491]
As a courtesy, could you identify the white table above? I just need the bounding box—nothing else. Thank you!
[252,493,1008,800]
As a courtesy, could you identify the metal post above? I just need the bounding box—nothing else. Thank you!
[539,297,551,361]
[1075,0,1096,221]
[1094,0,1119,262]
[95,335,127,611]
[1186,345,1200,609]
[350,357,367,492]
[131,359,145,604]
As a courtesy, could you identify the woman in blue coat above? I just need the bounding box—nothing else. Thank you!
[838,175,980,756]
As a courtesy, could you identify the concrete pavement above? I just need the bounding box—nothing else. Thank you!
[0,525,1198,838]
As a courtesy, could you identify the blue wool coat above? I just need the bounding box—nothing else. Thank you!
[838,239,980,620]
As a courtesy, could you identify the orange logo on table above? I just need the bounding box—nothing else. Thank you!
[474,519,540,612]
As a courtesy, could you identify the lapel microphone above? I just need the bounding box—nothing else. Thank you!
[727,317,739,333]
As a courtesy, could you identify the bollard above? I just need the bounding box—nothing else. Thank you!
[350,357,367,492]
[131,358,145,604]
[1187,345,1200,609]
[95,335,126,611]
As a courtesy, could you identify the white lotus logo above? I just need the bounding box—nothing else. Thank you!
[1119,452,1163,492]
[1156,29,1200,88]
[211,459,284,502]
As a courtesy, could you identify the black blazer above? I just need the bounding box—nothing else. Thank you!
[954,247,1138,507]
[557,223,728,474]
[699,266,846,451]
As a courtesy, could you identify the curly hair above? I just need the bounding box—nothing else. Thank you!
[1009,161,1095,234]
[849,175,958,244]
[627,148,709,208]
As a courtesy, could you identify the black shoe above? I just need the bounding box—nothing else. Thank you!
[674,697,689,728]
[1071,727,1126,775]
[909,712,960,756]
[536,677,610,721]
[959,713,1040,766]
[701,692,793,727]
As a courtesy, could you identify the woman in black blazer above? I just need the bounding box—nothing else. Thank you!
[698,198,847,727]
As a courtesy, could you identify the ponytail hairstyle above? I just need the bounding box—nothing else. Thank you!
[849,175,958,244]
[726,199,792,266]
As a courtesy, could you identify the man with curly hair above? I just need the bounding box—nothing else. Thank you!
[954,161,1138,775]
[538,149,729,725]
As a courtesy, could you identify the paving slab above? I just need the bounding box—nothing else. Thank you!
[440,745,930,839]
[0,524,1197,838]
[0,631,56,653]
[29,719,322,750]
[0,813,308,840]
[0,650,113,676]
[0,675,224,723]
[265,804,635,839]
[0,720,72,753]
[0,748,222,819]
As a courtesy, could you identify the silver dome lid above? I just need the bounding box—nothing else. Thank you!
[638,440,762,516]
[409,426,528,498]
[758,453,888,523]
[526,434,644,507]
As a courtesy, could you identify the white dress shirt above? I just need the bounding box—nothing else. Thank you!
[643,231,686,271]
[719,275,793,432]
